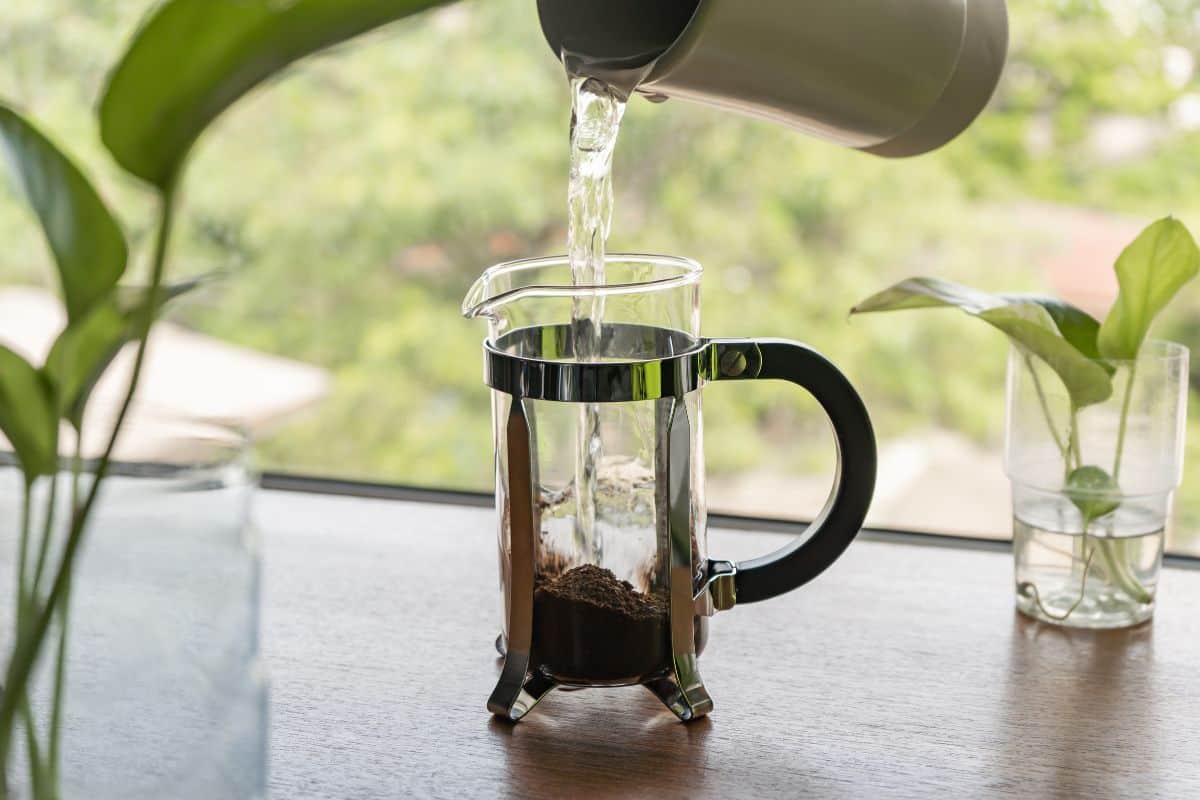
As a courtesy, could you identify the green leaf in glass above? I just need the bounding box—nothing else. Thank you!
[0,103,127,322]
[99,0,457,187]
[0,346,58,480]
[1065,465,1120,524]
[1098,217,1200,361]
[852,277,1113,407]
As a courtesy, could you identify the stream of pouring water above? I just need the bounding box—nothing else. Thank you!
[567,77,626,564]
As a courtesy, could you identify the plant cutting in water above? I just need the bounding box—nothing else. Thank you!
[0,1,461,796]
[850,216,1200,622]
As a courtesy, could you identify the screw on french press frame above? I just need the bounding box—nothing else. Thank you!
[718,349,746,378]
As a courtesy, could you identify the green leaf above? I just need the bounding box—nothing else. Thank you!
[979,305,1113,407]
[1001,294,1113,376]
[852,278,1113,407]
[42,302,128,431]
[1002,295,1101,359]
[99,0,458,187]
[1065,465,1120,523]
[1098,217,1200,361]
[0,346,58,480]
[114,273,213,316]
[851,276,999,315]
[43,278,207,430]
[0,103,127,322]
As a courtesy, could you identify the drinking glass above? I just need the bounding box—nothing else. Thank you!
[0,415,266,798]
[1006,341,1188,628]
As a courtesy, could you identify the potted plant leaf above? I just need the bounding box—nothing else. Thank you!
[851,217,1199,628]
[0,1,458,797]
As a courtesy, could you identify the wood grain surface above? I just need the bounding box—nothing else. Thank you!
[260,491,1200,799]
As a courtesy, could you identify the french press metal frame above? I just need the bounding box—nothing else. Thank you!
[485,322,876,722]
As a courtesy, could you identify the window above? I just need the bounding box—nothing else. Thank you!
[2,0,1198,554]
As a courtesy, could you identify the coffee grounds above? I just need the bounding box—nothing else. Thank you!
[532,564,669,682]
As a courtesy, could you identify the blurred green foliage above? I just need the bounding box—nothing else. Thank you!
[2,0,1200,545]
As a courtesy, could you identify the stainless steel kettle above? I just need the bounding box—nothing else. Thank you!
[537,0,1008,157]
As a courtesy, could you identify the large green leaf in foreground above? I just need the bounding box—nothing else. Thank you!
[99,0,458,187]
[1098,217,1200,361]
[0,104,127,322]
[852,277,1113,407]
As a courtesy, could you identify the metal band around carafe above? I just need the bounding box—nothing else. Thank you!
[484,323,750,402]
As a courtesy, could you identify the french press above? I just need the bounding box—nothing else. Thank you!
[463,255,876,720]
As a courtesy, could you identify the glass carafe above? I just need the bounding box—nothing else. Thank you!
[463,254,876,721]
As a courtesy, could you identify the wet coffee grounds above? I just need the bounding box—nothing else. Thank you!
[532,564,669,682]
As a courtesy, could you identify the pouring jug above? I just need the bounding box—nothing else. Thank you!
[463,255,876,721]
[537,0,1009,157]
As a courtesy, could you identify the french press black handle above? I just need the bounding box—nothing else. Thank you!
[710,339,877,604]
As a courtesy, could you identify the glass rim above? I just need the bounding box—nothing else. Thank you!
[69,405,252,466]
[1117,339,1189,364]
[1011,338,1189,366]
[462,253,701,319]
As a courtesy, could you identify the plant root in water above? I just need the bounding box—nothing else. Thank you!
[1018,543,1096,622]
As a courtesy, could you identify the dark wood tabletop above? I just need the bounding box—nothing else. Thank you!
[259,489,1200,799]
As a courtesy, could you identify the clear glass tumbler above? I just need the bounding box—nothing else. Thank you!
[465,254,877,721]
[0,415,266,798]
[1005,341,1189,628]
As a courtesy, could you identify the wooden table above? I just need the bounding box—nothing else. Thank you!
[260,488,1200,799]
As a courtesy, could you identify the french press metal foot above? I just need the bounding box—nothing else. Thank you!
[487,398,551,722]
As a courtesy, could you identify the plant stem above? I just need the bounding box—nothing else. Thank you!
[1021,544,1096,620]
[15,481,31,621]
[1067,408,1082,470]
[0,178,178,775]
[1092,537,1152,604]
[30,471,58,599]
[1091,363,1151,604]
[19,695,42,800]
[46,579,70,794]
[46,441,83,793]
[7,482,33,793]
[1112,362,1137,481]
[1024,353,1070,463]
[12,481,52,798]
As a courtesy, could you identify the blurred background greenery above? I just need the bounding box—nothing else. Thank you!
[2,0,1199,550]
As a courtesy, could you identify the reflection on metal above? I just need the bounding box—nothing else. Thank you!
[486,323,706,402]
[487,399,554,720]
[657,397,713,721]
